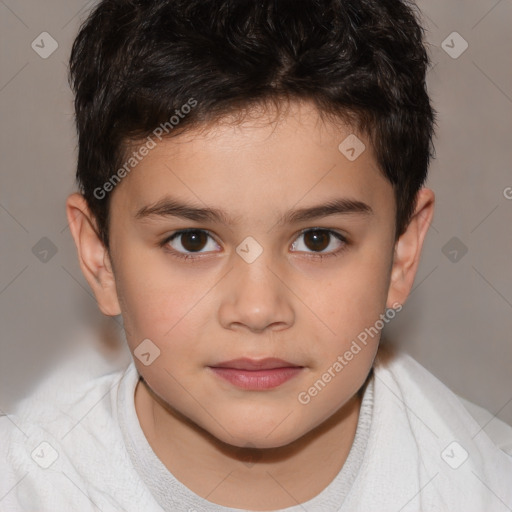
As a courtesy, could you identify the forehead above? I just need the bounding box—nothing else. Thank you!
[111,101,394,222]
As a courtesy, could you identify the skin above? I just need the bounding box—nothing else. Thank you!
[66,100,434,510]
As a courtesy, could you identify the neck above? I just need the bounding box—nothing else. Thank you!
[134,378,364,510]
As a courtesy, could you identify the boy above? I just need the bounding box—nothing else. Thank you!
[1,0,511,510]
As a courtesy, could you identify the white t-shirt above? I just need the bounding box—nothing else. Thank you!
[1,347,511,511]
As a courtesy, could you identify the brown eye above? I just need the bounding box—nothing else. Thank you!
[179,230,208,252]
[164,229,220,256]
[303,230,330,252]
[290,228,347,256]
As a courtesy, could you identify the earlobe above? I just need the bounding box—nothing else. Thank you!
[386,188,435,309]
[65,193,121,316]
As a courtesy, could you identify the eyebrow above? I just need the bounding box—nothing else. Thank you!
[135,196,373,225]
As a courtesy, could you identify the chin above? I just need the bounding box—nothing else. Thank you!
[204,419,307,451]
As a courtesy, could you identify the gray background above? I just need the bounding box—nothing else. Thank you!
[1,0,511,425]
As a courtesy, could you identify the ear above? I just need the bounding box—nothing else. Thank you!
[386,188,435,309]
[65,193,121,316]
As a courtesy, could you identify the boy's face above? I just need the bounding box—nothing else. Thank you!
[69,100,432,449]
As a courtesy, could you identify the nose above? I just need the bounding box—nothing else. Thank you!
[217,249,295,334]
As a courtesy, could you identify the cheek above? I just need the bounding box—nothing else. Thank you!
[117,269,209,385]
[113,252,207,346]
[307,251,391,355]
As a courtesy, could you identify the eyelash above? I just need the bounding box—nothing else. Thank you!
[159,228,349,262]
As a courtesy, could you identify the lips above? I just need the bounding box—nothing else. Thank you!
[207,358,304,390]
[209,357,302,371]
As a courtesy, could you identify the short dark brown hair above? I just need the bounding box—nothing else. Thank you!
[69,0,436,249]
